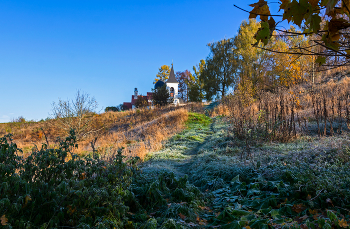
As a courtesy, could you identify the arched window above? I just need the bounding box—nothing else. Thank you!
[170,87,174,97]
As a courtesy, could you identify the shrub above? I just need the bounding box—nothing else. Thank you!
[0,130,137,228]
[11,116,26,123]
[105,106,120,112]
[51,90,100,141]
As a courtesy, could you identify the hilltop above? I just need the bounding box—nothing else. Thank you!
[1,72,350,228]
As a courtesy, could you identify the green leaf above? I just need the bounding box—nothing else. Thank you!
[230,209,251,216]
[323,222,332,229]
[259,207,272,214]
[232,175,241,183]
[327,210,338,223]
[249,219,269,228]
[318,218,326,227]
[325,40,340,51]
[247,188,261,196]
[270,209,280,219]
[306,219,316,229]
[309,14,321,32]
[283,0,298,22]
[221,221,241,229]
[256,22,270,45]
[217,209,235,221]
[326,0,337,14]
[315,56,326,66]
[292,5,307,26]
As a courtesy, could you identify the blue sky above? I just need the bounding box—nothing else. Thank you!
[0,0,266,122]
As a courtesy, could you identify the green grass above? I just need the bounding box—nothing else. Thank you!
[185,112,212,129]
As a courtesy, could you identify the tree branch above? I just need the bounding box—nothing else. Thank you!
[256,46,342,56]
[233,4,283,17]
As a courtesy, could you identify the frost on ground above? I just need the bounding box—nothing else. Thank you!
[129,113,350,228]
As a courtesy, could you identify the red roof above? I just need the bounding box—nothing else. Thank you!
[124,92,153,108]
[123,102,132,110]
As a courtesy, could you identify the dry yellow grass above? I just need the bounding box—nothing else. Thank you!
[214,73,350,142]
[211,104,230,117]
[96,108,189,160]
[0,106,194,160]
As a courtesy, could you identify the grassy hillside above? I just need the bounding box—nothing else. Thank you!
[0,104,203,159]
[1,75,350,228]
[126,113,350,228]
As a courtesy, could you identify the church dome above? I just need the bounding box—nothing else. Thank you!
[154,80,165,89]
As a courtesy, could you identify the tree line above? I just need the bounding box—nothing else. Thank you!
[154,19,316,104]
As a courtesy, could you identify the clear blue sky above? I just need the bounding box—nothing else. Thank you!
[0,0,259,122]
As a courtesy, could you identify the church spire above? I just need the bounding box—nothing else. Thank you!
[166,64,178,83]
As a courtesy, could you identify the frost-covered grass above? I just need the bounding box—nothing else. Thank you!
[141,113,213,175]
[131,113,350,228]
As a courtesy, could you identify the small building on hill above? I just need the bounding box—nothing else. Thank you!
[154,65,181,105]
[123,64,182,109]
[166,65,180,105]
[123,88,153,110]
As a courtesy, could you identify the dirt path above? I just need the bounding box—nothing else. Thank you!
[140,114,217,179]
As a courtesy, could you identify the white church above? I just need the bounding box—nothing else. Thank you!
[154,65,181,105]
[123,64,182,109]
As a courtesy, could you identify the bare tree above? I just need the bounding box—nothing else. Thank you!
[51,90,103,141]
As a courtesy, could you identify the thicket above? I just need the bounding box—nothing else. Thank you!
[218,82,350,149]
[0,130,137,228]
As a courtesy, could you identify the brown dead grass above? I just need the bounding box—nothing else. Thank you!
[211,104,230,117]
[96,108,189,160]
[0,105,201,160]
[212,73,350,143]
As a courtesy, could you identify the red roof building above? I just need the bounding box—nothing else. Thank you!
[123,88,153,110]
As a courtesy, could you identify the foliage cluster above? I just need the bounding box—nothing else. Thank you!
[247,0,350,69]
[154,65,171,84]
[134,95,149,108]
[2,108,350,228]
[155,19,317,102]
[0,130,136,228]
[105,106,120,112]
[152,85,171,107]
[0,119,211,228]
[105,104,129,112]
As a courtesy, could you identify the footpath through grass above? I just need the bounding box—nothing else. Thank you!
[4,112,349,228]
[128,112,350,228]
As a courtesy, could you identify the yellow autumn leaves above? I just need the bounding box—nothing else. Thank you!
[1,215,8,226]
[249,0,270,22]
[248,0,350,61]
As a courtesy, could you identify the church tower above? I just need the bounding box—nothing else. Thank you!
[166,64,180,105]
[134,88,138,99]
